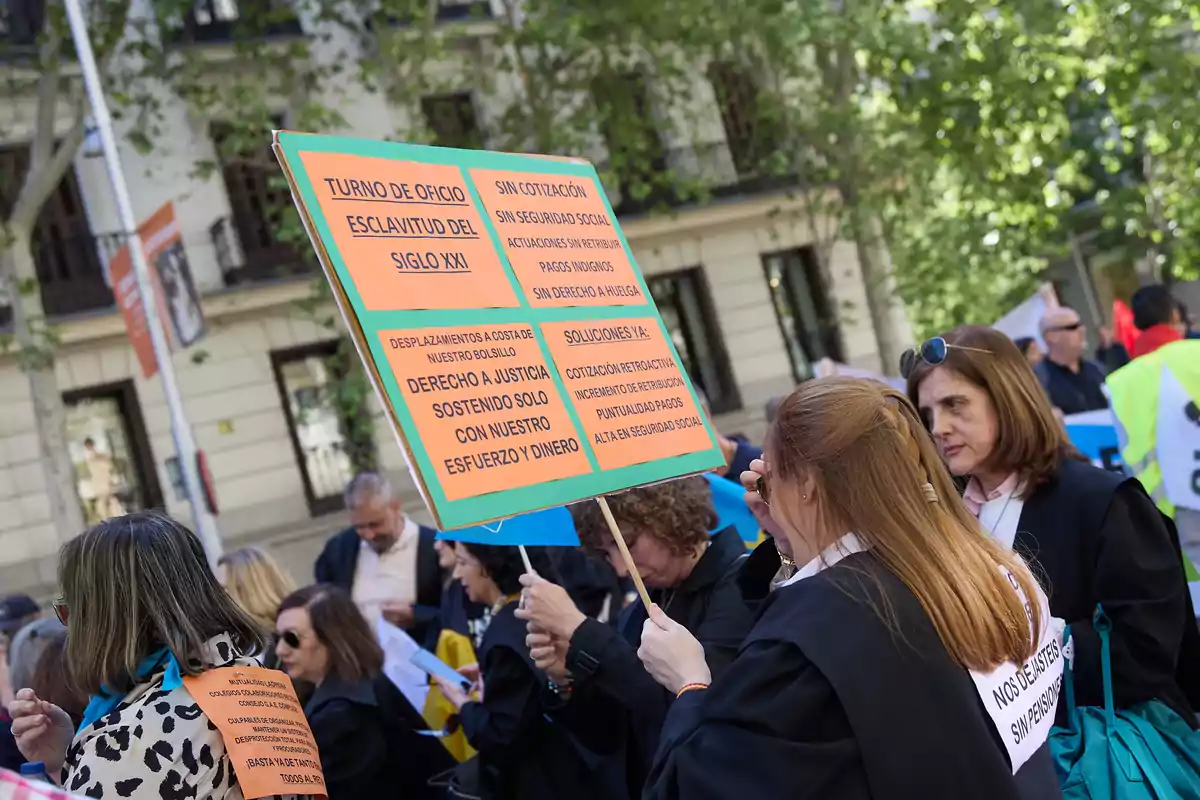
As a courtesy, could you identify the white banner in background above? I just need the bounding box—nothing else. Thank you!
[993,283,1059,349]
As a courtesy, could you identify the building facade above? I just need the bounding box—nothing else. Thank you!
[0,0,911,594]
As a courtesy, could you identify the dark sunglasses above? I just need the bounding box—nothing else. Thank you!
[755,475,770,504]
[52,598,68,626]
[276,630,301,649]
[1045,322,1083,333]
[899,337,991,379]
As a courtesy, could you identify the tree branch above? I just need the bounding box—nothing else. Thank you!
[10,116,87,231]
[27,17,64,171]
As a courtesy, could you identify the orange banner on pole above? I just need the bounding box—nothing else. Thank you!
[109,202,206,378]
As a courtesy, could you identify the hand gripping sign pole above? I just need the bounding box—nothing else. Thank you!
[61,0,222,564]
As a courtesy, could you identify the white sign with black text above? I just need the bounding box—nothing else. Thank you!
[969,570,1066,774]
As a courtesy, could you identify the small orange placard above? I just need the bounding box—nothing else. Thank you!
[183,667,327,799]
[378,323,593,500]
[540,319,713,470]
[469,168,646,308]
[298,151,519,311]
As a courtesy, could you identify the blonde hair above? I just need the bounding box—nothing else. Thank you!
[768,377,1043,671]
[217,547,298,631]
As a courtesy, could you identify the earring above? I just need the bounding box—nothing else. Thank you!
[802,493,808,500]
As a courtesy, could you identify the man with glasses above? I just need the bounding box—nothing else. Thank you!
[1034,306,1112,415]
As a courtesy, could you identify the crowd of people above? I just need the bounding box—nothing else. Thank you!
[0,284,1194,800]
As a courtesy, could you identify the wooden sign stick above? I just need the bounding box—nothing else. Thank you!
[596,496,653,609]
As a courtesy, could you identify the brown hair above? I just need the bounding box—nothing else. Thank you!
[571,476,716,556]
[60,512,269,695]
[768,377,1043,671]
[905,325,1084,489]
[218,547,298,632]
[30,630,86,721]
[277,585,382,683]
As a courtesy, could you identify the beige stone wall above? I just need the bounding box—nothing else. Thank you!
[0,192,905,600]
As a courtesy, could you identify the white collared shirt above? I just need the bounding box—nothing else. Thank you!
[977,488,1024,551]
[352,515,420,625]
[777,532,867,588]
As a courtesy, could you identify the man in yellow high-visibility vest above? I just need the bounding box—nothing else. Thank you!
[1106,339,1200,578]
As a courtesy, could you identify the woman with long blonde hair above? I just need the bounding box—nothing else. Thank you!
[217,546,297,668]
[637,378,1061,800]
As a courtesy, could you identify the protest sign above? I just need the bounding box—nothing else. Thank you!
[438,505,578,546]
[183,667,326,799]
[969,575,1064,774]
[109,202,206,378]
[272,132,725,532]
[1062,410,1123,473]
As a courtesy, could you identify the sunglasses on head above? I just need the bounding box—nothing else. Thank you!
[899,337,991,379]
[276,630,301,649]
[52,598,68,626]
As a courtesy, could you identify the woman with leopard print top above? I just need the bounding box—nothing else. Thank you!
[10,512,318,800]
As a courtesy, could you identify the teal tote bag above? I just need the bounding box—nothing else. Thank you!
[1050,607,1200,800]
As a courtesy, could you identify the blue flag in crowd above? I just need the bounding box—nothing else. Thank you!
[1063,410,1123,473]
[705,473,761,542]
[437,505,580,547]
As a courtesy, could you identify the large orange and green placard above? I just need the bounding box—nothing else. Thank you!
[273,132,725,529]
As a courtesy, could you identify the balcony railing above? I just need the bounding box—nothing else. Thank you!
[210,215,310,286]
[0,229,121,327]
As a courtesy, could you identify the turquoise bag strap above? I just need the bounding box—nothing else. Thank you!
[1062,623,1079,732]
[1096,605,1117,728]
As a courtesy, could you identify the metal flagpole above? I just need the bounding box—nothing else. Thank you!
[61,0,223,564]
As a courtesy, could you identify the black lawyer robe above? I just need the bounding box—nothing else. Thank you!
[305,673,453,800]
[551,527,754,799]
[458,603,612,800]
[645,551,1061,800]
[1014,458,1200,725]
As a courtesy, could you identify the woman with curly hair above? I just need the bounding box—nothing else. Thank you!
[517,477,754,799]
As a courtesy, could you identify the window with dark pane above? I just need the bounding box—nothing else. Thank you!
[646,267,741,414]
[590,72,669,209]
[421,93,485,150]
[708,61,784,178]
[762,247,843,383]
[271,341,372,515]
[0,143,112,319]
[210,116,299,282]
[163,0,303,43]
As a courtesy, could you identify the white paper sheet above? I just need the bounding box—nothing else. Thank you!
[376,617,430,711]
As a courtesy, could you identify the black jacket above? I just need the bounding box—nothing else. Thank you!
[314,524,444,647]
[305,673,453,800]
[646,551,1060,800]
[458,603,608,800]
[1016,457,1200,724]
[550,527,753,798]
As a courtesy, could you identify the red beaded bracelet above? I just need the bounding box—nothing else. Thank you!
[676,682,709,698]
